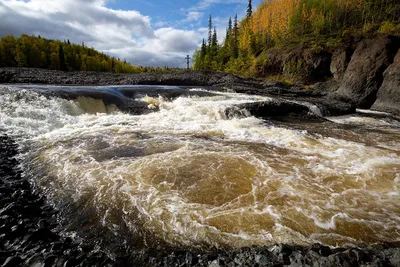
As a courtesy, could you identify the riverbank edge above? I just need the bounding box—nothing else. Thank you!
[1,135,400,267]
[0,67,358,118]
[1,83,400,265]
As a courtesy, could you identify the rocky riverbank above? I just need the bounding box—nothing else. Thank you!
[0,135,115,267]
[258,34,400,116]
[1,64,400,266]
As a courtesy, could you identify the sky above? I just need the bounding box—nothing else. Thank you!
[0,0,262,68]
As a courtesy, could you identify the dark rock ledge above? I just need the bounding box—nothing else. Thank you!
[0,67,355,117]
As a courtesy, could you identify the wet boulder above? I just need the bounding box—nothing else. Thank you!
[372,50,400,116]
[313,94,356,116]
[117,86,218,100]
[336,35,399,108]
[225,99,315,119]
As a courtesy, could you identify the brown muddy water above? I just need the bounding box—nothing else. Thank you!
[0,85,399,252]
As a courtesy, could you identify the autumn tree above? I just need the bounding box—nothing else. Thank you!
[193,0,400,75]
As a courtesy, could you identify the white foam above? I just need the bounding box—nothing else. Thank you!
[1,85,400,248]
[328,114,400,127]
[289,100,323,117]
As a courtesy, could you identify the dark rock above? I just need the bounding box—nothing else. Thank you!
[380,247,400,267]
[313,80,340,93]
[44,254,58,267]
[117,86,218,100]
[25,255,44,266]
[311,243,332,257]
[63,259,75,267]
[0,67,264,89]
[37,219,48,228]
[50,242,63,252]
[225,99,315,120]
[6,224,26,240]
[25,228,58,243]
[63,237,73,247]
[336,35,400,108]
[2,256,22,267]
[318,94,357,116]
[331,46,354,81]
[372,50,400,116]
[1,66,361,118]
[261,45,332,84]
[255,254,269,266]
[300,48,333,84]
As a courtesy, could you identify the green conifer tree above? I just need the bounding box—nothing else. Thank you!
[247,0,253,18]
[232,14,239,59]
[208,15,213,48]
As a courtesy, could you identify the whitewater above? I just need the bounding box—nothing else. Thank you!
[0,85,399,250]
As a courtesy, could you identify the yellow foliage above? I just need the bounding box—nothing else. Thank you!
[249,0,299,40]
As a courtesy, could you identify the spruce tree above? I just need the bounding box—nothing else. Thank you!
[59,45,66,71]
[198,39,207,69]
[247,0,252,18]
[232,14,239,59]
[212,27,218,48]
[208,15,213,48]
[226,17,233,41]
[200,39,207,59]
[212,27,218,57]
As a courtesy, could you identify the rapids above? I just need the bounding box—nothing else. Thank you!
[0,85,399,250]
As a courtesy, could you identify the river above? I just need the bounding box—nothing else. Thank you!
[0,85,399,253]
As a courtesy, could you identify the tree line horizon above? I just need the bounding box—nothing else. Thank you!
[0,35,181,73]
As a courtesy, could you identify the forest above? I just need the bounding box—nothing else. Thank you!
[193,0,400,77]
[0,35,177,73]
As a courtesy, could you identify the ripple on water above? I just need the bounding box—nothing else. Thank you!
[1,87,399,249]
[30,131,400,248]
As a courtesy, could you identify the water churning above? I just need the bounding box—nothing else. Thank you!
[0,85,399,250]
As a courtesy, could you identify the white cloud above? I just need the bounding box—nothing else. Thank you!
[190,0,247,11]
[184,11,204,22]
[154,20,169,28]
[0,0,202,67]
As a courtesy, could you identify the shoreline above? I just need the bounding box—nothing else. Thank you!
[1,82,400,266]
[1,133,399,266]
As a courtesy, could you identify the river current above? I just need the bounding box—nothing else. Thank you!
[0,85,399,250]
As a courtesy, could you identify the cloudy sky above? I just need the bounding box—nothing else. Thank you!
[0,0,262,68]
